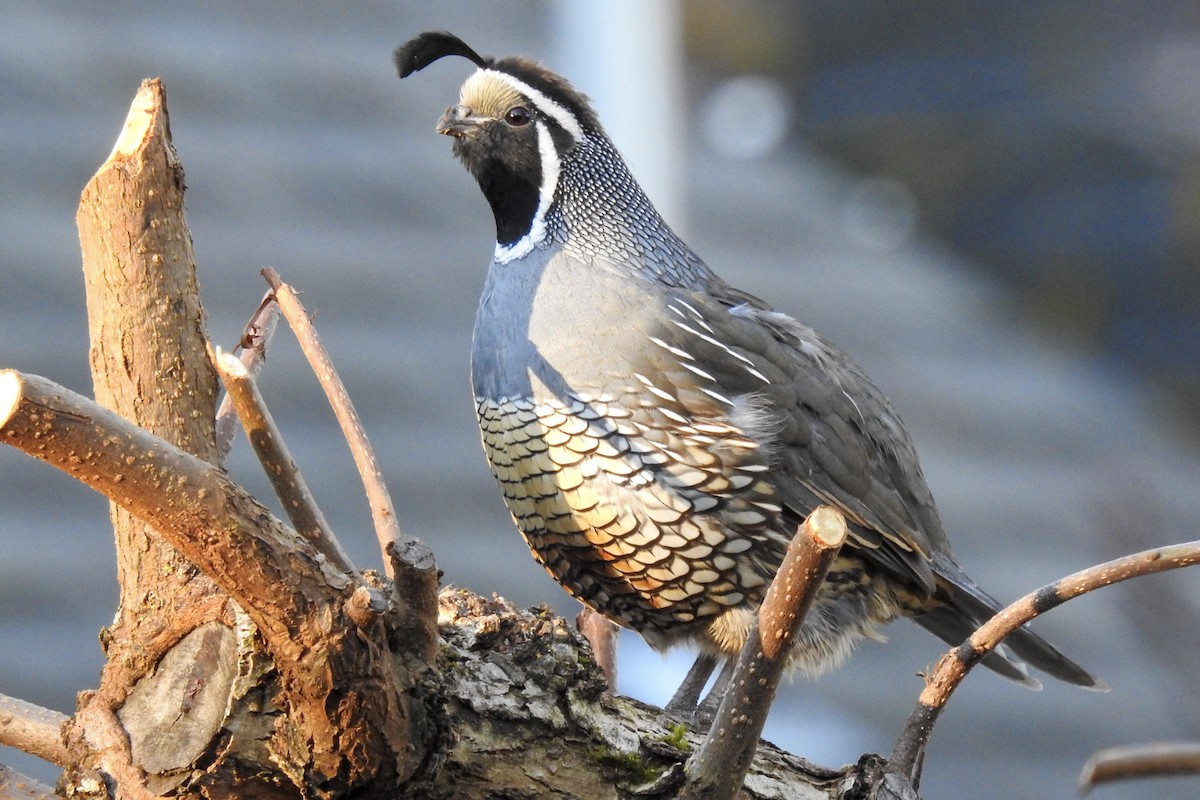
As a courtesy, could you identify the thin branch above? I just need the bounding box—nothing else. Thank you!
[0,693,69,767]
[0,764,56,800]
[261,268,401,578]
[255,271,438,665]
[1093,491,1200,728]
[1079,741,1200,794]
[215,292,280,460]
[211,345,355,575]
[891,539,1200,785]
[680,506,847,800]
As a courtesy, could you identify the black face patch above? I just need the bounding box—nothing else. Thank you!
[453,118,543,246]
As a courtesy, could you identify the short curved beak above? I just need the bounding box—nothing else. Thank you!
[436,104,479,138]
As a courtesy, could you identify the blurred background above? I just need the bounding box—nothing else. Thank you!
[3,2,1200,797]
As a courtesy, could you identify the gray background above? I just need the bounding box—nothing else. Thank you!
[3,3,1199,798]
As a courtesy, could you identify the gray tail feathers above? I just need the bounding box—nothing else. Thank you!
[915,575,1106,691]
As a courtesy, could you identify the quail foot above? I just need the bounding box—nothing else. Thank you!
[394,32,1102,713]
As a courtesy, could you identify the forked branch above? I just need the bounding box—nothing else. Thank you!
[260,269,439,663]
[891,539,1200,785]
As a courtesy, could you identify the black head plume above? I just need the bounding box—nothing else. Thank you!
[395,31,488,78]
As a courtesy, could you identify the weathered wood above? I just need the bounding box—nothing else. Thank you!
[422,590,838,800]
[72,76,230,800]
[0,368,431,797]
[31,78,437,800]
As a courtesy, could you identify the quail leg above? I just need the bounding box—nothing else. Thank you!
[665,652,720,715]
[692,657,736,727]
[576,606,620,689]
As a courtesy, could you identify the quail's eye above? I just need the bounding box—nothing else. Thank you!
[504,106,532,126]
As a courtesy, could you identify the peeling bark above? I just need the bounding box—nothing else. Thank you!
[419,591,841,800]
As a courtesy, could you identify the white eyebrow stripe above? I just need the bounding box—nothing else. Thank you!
[481,69,584,142]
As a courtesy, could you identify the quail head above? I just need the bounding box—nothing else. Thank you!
[394,31,1100,695]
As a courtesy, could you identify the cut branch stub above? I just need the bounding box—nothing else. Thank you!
[680,506,847,800]
[79,78,219,461]
[73,76,231,797]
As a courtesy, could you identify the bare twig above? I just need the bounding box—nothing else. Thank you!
[211,345,355,574]
[1079,741,1200,793]
[680,506,847,800]
[891,539,1200,785]
[215,292,280,459]
[261,268,401,577]
[1093,491,1200,728]
[0,693,68,767]
[0,763,56,800]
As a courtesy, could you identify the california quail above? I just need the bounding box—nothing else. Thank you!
[394,32,1101,695]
